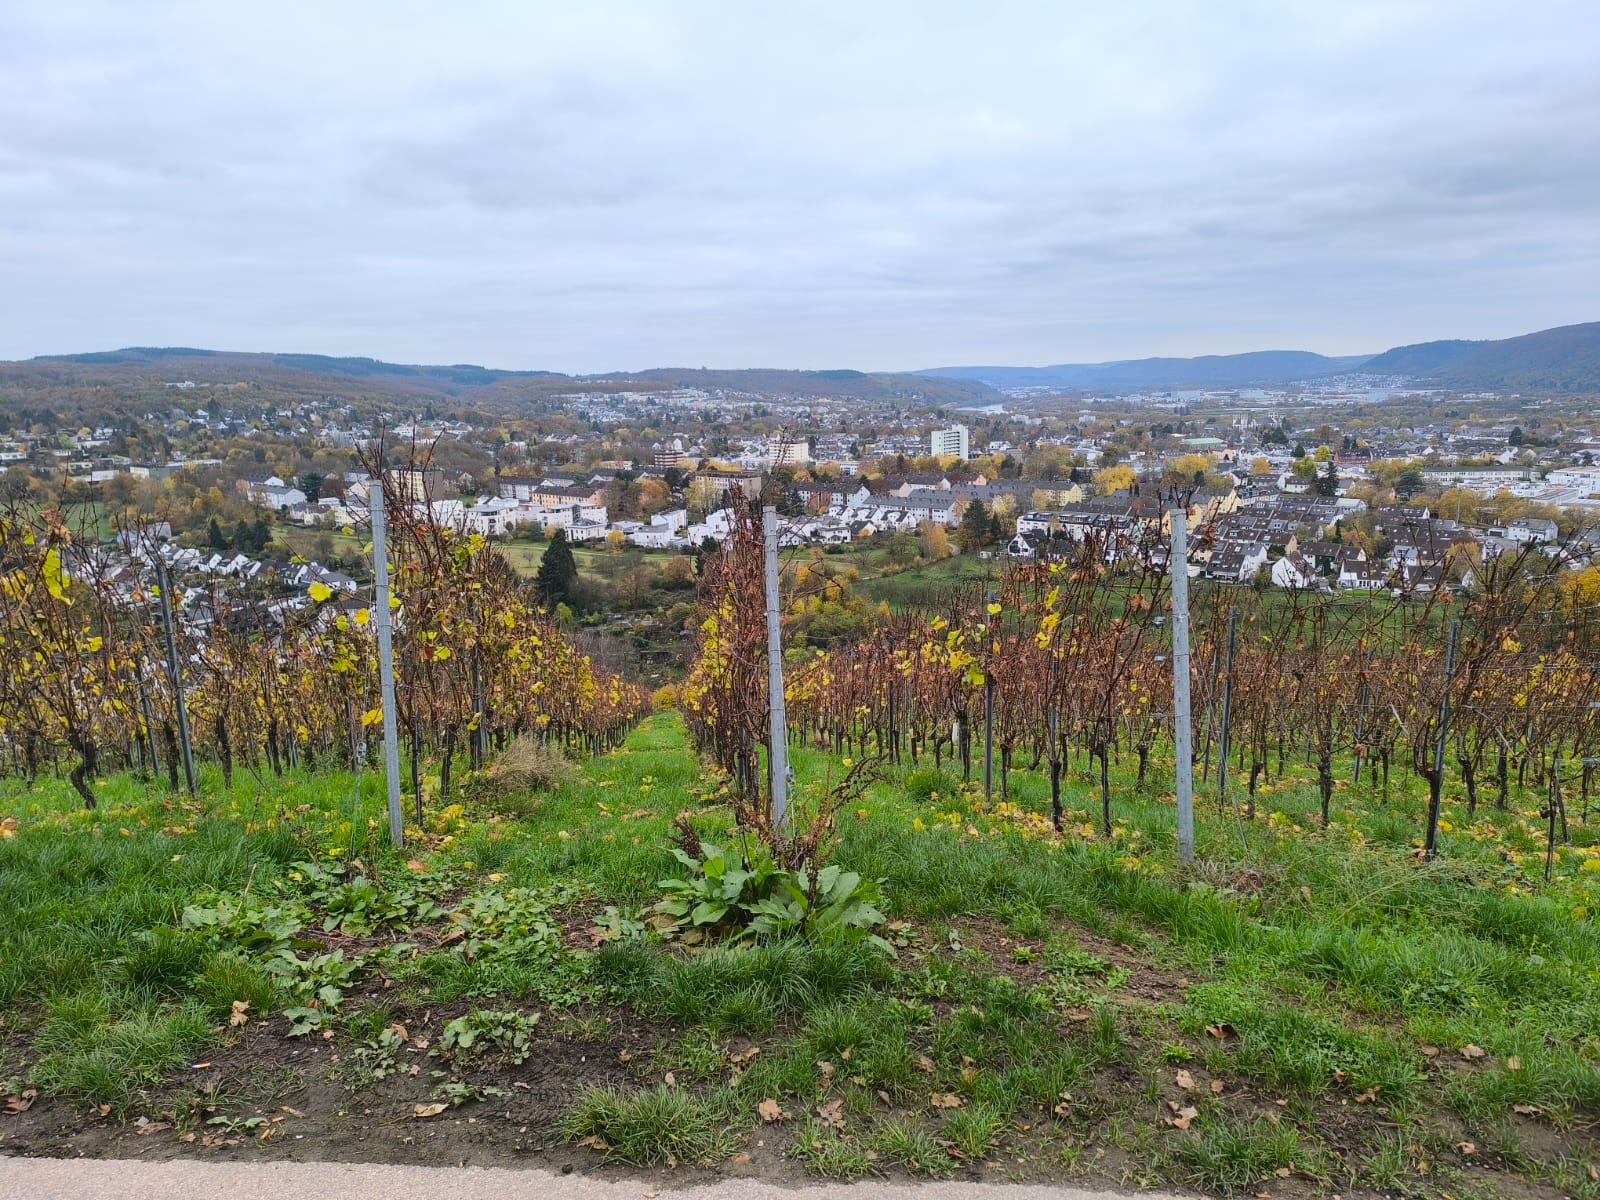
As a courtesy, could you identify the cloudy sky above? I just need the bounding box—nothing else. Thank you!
[2,1,1597,372]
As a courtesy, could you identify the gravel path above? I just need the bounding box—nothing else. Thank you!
[0,1156,1189,1200]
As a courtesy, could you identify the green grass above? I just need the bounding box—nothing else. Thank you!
[4,710,1600,1190]
[558,1083,739,1166]
[1174,1113,1306,1194]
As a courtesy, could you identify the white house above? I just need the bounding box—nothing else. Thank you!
[1505,516,1559,546]
[1270,552,1319,590]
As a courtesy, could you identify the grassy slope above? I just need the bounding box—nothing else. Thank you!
[3,715,1600,1194]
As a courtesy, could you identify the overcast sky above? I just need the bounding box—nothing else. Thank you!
[2,1,1597,373]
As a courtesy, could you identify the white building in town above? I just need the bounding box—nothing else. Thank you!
[929,424,970,460]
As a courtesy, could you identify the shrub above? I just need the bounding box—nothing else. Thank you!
[652,843,891,951]
[652,685,679,711]
[463,736,575,812]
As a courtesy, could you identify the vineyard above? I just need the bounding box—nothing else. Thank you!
[4,491,1600,1197]
[690,495,1600,867]
[0,471,649,820]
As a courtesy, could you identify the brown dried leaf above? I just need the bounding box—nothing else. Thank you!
[3,1089,37,1114]
[1460,1044,1486,1060]
[1205,1022,1237,1040]
[757,1098,785,1123]
[1210,1080,1225,1096]
[1175,1069,1197,1093]
[279,1106,306,1118]
[914,1054,935,1073]
[575,1134,609,1150]
[412,1102,448,1119]
[1420,1044,1441,1058]
[663,1071,676,1087]
[134,1121,172,1136]
[229,1000,251,1028]
[816,1098,846,1130]
[1456,1141,1478,1155]
[384,1023,409,1043]
[930,1093,964,1109]
[1512,1103,1542,1116]
[1505,1055,1522,1071]
[1167,1105,1198,1131]
[1354,1087,1378,1104]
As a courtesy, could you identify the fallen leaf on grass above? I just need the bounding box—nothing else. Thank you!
[727,1046,760,1066]
[1175,1069,1197,1093]
[930,1093,964,1109]
[1460,1044,1486,1060]
[412,1103,448,1119]
[134,1121,171,1136]
[1210,1080,1225,1096]
[1166,1105,1198,1131]
[1505,1056,1522,1071]
[229,1000,251,1028]
[1456,1142,1478,1155]
[757,1099,785,1123]
[1052,1093,1074,1117]
[1354,1088,1378,1104]
[575,1135,609,1151]
[663,1071,676,1087]
[1420,1045,1441,1058]
[816,1098,846,1129]
[914,1055,935,1073]
[3,1089,36,1114]
[405,859,429,872]
[730,1154,751,1165]
[1276,1167,1292,1178]
[1512,1103,1542,1116]
[1205,1023,1237,1040]
[384,1023,409,1043]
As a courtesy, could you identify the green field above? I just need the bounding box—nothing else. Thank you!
[3,712,1599,1193]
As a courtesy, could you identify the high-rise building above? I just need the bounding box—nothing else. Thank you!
[929,424,970,460]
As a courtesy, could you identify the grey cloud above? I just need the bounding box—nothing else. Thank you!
[1,0,1597,371]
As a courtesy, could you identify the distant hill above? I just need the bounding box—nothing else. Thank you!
[922,321,1600,394]
[1353,339,1484,376]
[919,351,1372,391]
[15,348,996,406]
[1360,322,1600,392]
[596,366,993,402]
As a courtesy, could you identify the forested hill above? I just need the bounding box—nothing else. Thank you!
[921,320,1600,393]
[1359,322,1600,392]
[11,348,997,407]
[918,351,1371,391]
